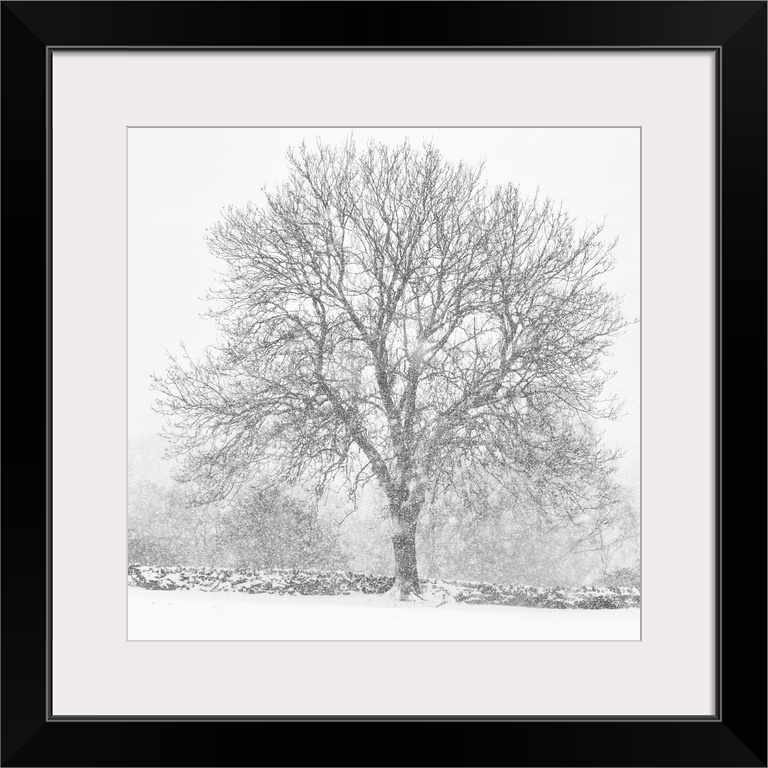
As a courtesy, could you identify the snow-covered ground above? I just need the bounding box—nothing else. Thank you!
[128,586,640,641]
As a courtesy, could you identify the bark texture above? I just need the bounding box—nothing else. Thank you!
[388,505,421,599]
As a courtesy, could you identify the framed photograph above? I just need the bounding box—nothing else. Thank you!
[4,1,765,765]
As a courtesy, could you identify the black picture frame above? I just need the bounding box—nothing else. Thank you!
[3,2,765,765]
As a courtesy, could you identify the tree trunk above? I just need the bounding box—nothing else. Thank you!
[389,509,420,599]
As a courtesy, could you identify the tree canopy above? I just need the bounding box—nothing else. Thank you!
[153,138,629,596]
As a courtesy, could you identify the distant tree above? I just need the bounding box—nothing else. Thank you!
[128,482,219,566]
[416,475,639,586]
[153,138,628,598]
[216,485,347,571]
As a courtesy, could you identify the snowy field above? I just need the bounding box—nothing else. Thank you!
[128,586,640,641]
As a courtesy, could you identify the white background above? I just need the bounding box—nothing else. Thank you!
[53,51,715,716]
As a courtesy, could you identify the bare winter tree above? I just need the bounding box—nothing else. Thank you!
[153,138,629,599]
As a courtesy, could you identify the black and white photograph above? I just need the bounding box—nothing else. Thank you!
[127,127,640,641]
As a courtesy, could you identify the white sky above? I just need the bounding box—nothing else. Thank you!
[128,127,640,491]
